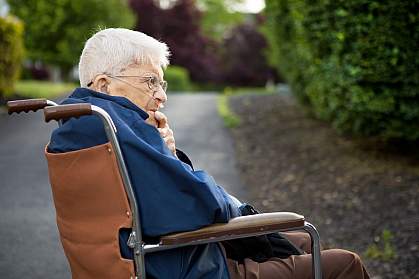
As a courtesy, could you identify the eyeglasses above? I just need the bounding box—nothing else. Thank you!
[114,75,168,92]
[87,75,168,92]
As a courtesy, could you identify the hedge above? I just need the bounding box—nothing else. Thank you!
[0,16,24,98]
[264,0,419,140]
[164,66,192,91]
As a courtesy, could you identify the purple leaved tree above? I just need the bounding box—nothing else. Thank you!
[130,0,221,83]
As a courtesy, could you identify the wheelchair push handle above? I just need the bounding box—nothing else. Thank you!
[7,98,49,114]
[44,103,92,122]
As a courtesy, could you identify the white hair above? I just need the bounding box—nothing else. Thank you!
[78,28,170,87]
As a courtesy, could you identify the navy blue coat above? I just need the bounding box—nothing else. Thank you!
[48,88,241,279]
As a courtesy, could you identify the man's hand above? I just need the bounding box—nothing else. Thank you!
[146,111,159,127]
[147,111,177,157]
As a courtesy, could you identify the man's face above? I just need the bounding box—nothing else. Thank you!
[107,63,167,112]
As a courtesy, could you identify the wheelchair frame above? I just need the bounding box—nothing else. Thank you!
[8,99,322,279]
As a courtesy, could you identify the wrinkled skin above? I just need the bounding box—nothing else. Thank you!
[90,63,176,156]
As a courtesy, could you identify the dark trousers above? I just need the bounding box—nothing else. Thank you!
[225,232,370,279]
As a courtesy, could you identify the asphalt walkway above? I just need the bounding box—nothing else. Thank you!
[0,93,245,278]
[163,93,245,198]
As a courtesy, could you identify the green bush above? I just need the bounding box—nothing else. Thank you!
[0,16,24,98]
[264,0,419,140]
[164,66,192,92]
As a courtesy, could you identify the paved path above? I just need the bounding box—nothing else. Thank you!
[162,93,245,198]
[0,93,245,278]
[0,110,69,278]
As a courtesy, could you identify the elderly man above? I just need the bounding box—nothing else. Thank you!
[48,28,369,278]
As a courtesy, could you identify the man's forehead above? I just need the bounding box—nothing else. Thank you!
[128,63,163,78]
[154,66,164,78]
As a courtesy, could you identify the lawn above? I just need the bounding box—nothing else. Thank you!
[15,80,76,99]
[217,86,276,128]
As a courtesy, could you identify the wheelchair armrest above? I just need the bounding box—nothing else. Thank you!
[160,212,304,245]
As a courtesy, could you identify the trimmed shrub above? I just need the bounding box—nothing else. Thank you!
[0,16,24,98]
[264,0,419,140]
[164,66,192,92]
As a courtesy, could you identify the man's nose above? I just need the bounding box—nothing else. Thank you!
[154,87,167,104]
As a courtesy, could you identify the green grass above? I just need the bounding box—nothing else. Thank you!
[223,86,276,95]
[217,93,241,128]
[365,229,396,261]
[15,80,76,99]
[217,86,276,128]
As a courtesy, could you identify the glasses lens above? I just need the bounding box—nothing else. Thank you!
[146,76,156,89]
[161,81,168,92]
[143,76,167,92]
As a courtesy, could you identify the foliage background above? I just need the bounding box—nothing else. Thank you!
[264,0,419,140]
[8,0,134,74]
[129,0,276,86]
[0,15,24,97]
[164,66,192,91]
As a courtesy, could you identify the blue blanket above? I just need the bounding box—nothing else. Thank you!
[48,87,240,278]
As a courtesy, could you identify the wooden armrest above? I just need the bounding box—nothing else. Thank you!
[160,212,304,245]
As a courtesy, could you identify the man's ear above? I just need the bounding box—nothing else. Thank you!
[91,74,110,93]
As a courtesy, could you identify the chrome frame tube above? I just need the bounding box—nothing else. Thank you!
[91,106,146,279]
[50,104,323,279]
[45,100,62,126]
[143,223,322,279]
[46,100,59,106]
[303,222,323,279]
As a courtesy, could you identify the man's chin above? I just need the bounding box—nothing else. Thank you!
[148,105,164,112]
[146,103,162,112]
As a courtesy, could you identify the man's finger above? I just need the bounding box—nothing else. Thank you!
[154,111,167,128]
[158,127,169,137]
[166,137,175,145]
[146,111,158,127]
[160,128,173,137]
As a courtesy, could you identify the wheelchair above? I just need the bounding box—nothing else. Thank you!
[8,99,323,279]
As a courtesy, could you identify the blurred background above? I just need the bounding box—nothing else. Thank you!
[1,0,418,278]
[0,0,277,99]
